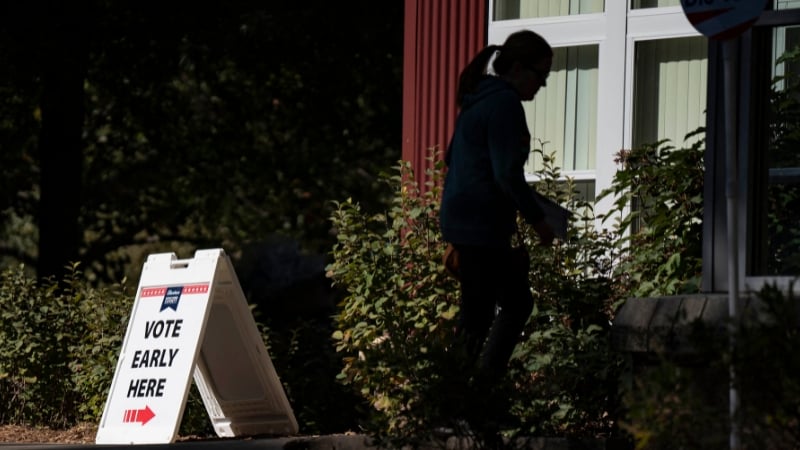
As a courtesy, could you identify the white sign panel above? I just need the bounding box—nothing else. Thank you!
[96,249,297,445]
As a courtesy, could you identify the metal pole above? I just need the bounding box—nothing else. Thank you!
[722,38,740,450]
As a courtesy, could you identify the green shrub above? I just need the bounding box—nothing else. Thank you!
[0,264,215,435]
[328,149,626,447]
[261,318,362,434]
[734,284,800,448]
[599,133,711,449]
[0,133,707,441]
[64,272,131,423]
[598,132,705,297]
[0,265,80,426]
[621,358,729,450]
[512,149,627,438]
[0,264,130,427]
[621,284,800,450]
[328,156,461,447]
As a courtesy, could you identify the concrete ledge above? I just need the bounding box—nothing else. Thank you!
[611,292,800,356]
[611,294,729,354]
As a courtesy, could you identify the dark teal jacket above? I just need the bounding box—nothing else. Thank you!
[440,76,544,248]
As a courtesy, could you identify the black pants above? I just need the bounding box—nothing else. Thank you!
[454,244,534,375]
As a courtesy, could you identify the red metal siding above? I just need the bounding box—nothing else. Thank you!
[402,0,486,188]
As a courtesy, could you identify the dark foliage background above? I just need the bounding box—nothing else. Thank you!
[0,0,402,435]
[0,0,403,283]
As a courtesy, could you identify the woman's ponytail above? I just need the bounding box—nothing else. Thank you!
[455,31,552,107]
[456,44,501,106]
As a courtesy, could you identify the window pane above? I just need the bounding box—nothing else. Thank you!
[632,37,708,149]
[575,179,596,203]
[774,0,800,9]
[494,0,604,20]
[524,45,598,174]
[758,25,800,275]
[631,0,680,8]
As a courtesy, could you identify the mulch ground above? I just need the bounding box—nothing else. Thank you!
[0,423,98,444]
[0,423,215,444]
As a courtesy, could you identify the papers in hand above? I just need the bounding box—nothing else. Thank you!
[531,190,571,240]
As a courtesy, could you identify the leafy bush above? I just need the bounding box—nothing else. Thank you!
[621,357,729,450]
[328,149,627,447]
[733,284,800,448]
[0,132,707,442]
[598,132,705,297]
[262,318,362,434]
[328,156,461,447]
[512,149,627,438]
[621,284,800,450]
[0,264,215,435]
[0,264,130,427]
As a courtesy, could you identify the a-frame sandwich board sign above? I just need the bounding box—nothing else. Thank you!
[95,249,298,445]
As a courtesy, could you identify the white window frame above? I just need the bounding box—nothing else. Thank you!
[488,3,702,223]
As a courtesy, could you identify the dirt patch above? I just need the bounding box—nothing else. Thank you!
[0,424,212,444]
[0,423,98,444]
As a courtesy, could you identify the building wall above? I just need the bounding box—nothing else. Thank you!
[402,0,486,186]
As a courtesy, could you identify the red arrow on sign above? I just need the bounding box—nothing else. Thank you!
[123,406,156,425]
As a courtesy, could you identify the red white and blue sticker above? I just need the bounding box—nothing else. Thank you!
[139,284,210,312]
